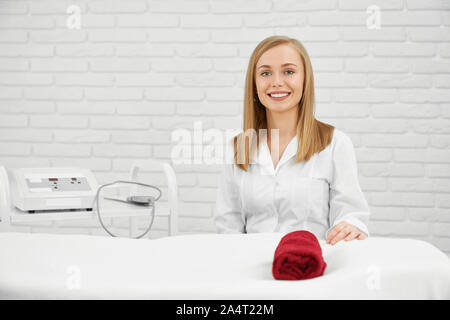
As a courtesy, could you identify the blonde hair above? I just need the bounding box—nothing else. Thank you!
[234,35,334,171]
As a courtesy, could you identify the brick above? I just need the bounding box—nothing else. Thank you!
[179,187,217,203]
[176,44,238,58]
[0,58,28,71]
[345,58,409,73]
[0,157,50,168]
[430,135,450,148]
[0,31,27,43]
[54,130,110,143]
[406,0,450,10]
[0,1,28,14]
[111,130,171,144]
[30,30,86,43]
[205,87,243,101]
[316,103,370,118]
[334,89,397,103]
[57,101,115,114]
[29,1,87,14]
[55,73,114,86]
[395,149,450,163]
[51,158,111,171]
[306,43,368,57]
[0,44,53,57]
[115,44,174,57]
[0,129,53,142]
[93,144,151,158]
[85,88,143,100]
[370,192,434,207]
[145,87,204,101]
[409,119,450,134]
[315,73,366,87]
[115,73,174,87]
[368,74,432,88]
[31,59,88,72]
[151,58,212,72]
[0,72,53,86]
[371,43,437,57]
[118,14,178,27]
[341,27,406,41]
[362,134,428,148]
[90,116,150,129]
[339,0,403,10]
[437,194,450,208]
[435,75,450,88]
[24,87,83,100]
[90,58,150,72]
[211,0,271,13]
[244,14,299,27]
[274,0,336,11]
[30,115,89,128]
[89,0,147,13]
[176,73,235,87]
[359,163,424,177]
[355,148,393,162]
[177,101,241,116]
[56,44,114,57]
[359,176,388,191]
[148,30,209,43]
[33,143,91,157]
[371,104,440,118]
[427,164,450,178]
[54,15,115,28]
[115,101,176,115]
[400,90,450,103]
[0,16,54,29]
[89,29,147,43]
[0,101,55,114]
[0,87,22,99]
[211,29,274,43]
[408,27,450,42]
[0,143,31,155]
[150,1,209,13]
[370,206,407,221]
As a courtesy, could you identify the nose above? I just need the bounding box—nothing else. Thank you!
[271,72,284,87]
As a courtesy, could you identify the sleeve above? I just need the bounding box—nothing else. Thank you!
[213,163,246,233]
[326,132,370,238]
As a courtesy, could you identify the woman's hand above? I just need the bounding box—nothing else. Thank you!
[326,221,366,245]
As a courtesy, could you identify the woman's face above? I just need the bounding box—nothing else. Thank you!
[254,44,304,114]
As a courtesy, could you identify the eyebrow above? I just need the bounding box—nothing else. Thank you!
[257,63,298,69]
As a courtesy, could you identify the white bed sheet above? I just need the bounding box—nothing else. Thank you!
[0,232,449,300]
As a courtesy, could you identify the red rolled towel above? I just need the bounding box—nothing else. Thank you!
[272,230,327,280]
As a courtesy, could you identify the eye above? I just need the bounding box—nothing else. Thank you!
[261,71,271,76]
[285,70,295,75]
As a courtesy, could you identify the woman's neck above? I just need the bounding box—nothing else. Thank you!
[266,107,298,143]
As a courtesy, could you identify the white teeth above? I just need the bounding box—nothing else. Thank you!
[270,93,289,98]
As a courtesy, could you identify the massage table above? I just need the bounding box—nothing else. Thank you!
[0,232,449,299]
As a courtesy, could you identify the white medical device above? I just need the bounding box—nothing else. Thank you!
[10,167,99,213]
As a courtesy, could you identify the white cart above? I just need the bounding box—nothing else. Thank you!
[0,160,178,238]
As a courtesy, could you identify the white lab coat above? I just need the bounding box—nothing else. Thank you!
[214,128,370,240]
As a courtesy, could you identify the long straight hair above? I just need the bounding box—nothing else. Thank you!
[234,35,334,171]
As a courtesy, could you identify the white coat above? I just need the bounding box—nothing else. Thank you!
[214,128,370,240]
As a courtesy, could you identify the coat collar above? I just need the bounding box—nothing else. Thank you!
[252,134,298,173]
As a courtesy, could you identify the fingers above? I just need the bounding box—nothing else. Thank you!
[326,221,346,244]
[326,222,366,245]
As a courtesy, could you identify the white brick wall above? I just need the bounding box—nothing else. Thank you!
[0,0,449,255]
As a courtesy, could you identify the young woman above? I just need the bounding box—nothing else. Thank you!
[214,35,370,245]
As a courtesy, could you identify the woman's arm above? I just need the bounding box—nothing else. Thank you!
[326,131,370,244]
[213,163,246,233]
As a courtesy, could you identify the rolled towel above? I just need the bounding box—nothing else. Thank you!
[272,230,327,280]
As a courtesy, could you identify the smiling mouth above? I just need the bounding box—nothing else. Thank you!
[268,92,291,99]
